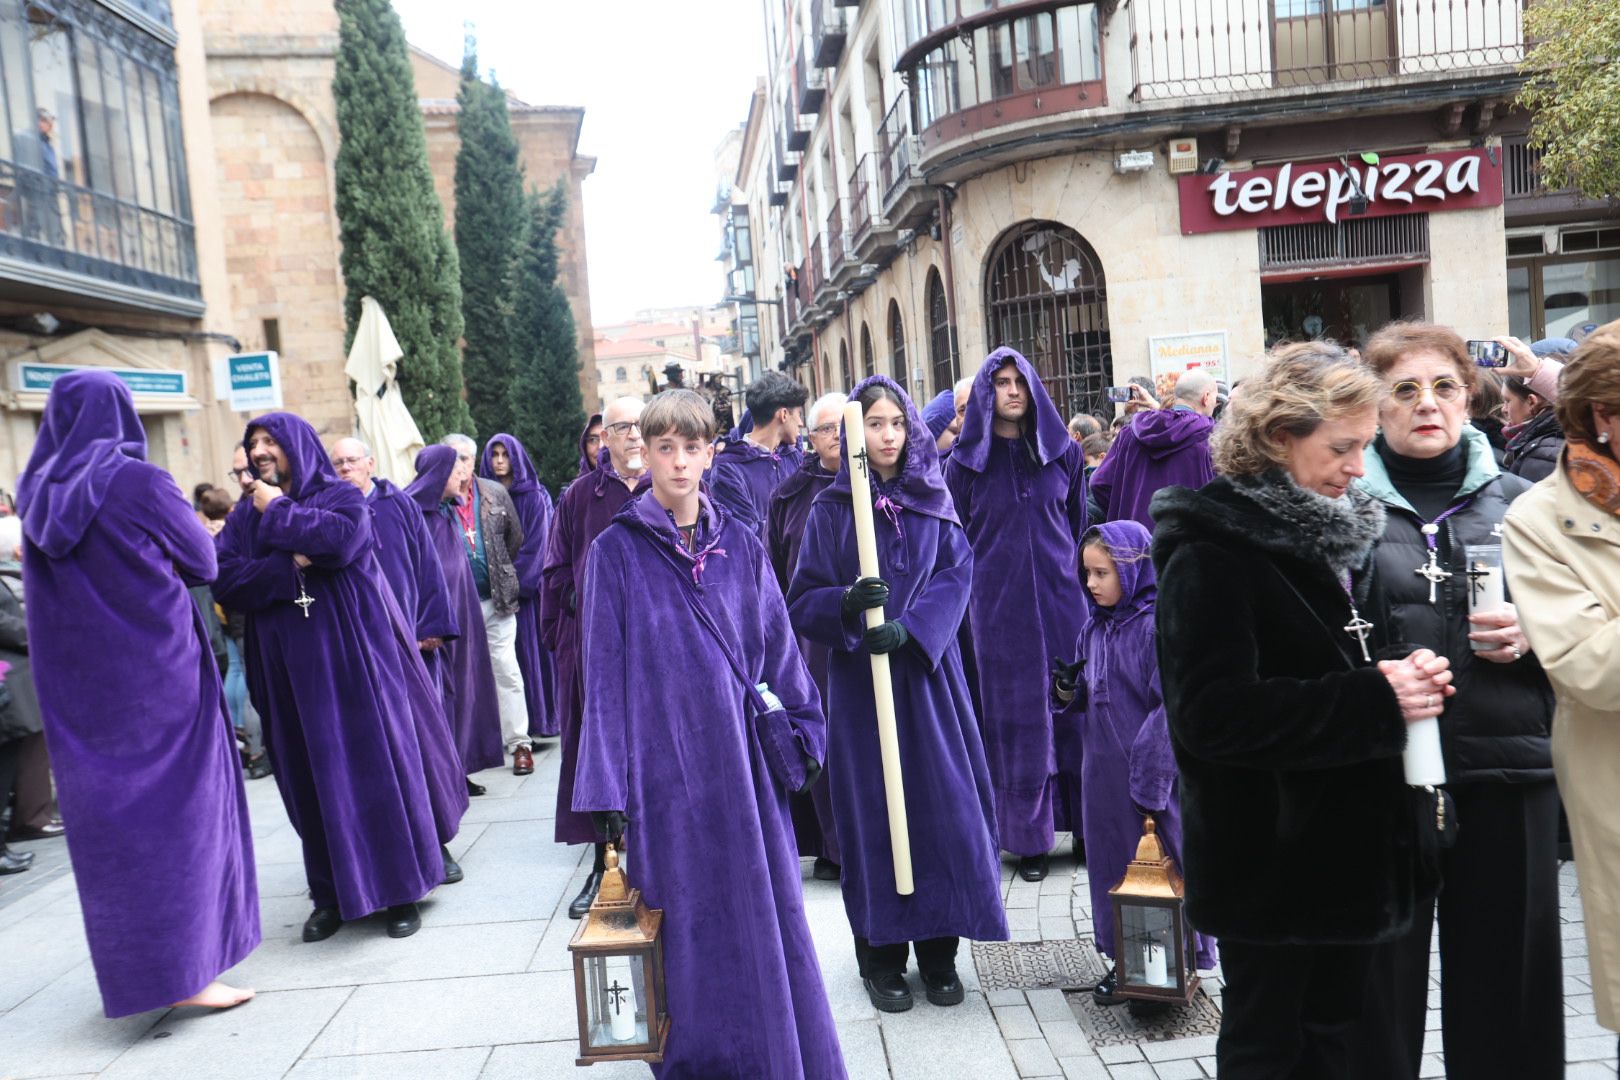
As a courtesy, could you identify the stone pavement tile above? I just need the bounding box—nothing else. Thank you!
[1197,1056,1218,1077]
[458,792,559,826]
[1098,1043,1144,1065]
[1568,975,1593,994]
[249,824,308,865]
[1105,1064,1157,1080]
[1060,1057,1113,1080]
[993,1002,1043,1040]
[881,992,1018,1080]
[1026,987,1074,1023]
[987,988,1028,1007]
[1569,955,1594,977]
[1569,1013,1614,1041]
[479,1040,645,1078]
[837,1018,891,1080]
[1418,1053,1445,1078]
[429,822,580,927]
[446,823,490,861]
[1425,1008,1441,1030]
[0,910,90,1013]
[0,872,79,935]
[0,961,160,1077]
[1007,1036,1063,1077]
[1569,992,1597,1015]
[1008,907,1040,933]
[306,971,576,1056]
[1040,917,1077,941]
[1421,1028,1442,1057]
[1039,1017,1093,1058]
[1152,1060,1203,1080]
[1568,1034,1620,1063]
[98,986,353,1080]
[1012,928,1042,943]
[1007,886,1041,910]
[284,1047,490,1080]
[254,860,315,900]
[1039,893,1071,917]
[1567,1064,1620,1080]
[1141,1035,1218,1063]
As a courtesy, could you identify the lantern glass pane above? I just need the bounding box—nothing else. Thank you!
[584,952,650,1048]
[1119,903,1176,989]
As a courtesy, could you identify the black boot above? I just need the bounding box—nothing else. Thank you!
[1091,966,1125,1007]
[385,902,421,939]
[465,777,486,797]
[1017,853,1049,882]
[812,857,840,881]
[864,973,914,1012]
[569,870,604,919]
[921,968,964,1006]
[302,906,342,942]
[441,845,464,885]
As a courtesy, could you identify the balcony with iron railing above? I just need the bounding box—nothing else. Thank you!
[826,199,846,275]
[848,155,874,246]
[784,93,813,152]
[795,46,827,115]
[776,127,800,183]
[809,237,825,302]
[879,93,915,208]
[810,0,847,68]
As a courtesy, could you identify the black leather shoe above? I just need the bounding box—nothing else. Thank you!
[0,848,34,875]
[441,846,464,885]
[1017,853,1049,882]
[1092,967,1125,1006]
[921,969,965,1006]
[302,906,342,942]
[568,870,604,920]
[245,755,271,780]
[466,778,486,797]
[8,819,65,842]
[385,903,421,939]
[812,858,840,881]
[863,973,914,1013]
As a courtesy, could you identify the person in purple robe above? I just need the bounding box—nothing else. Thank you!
[1089,370,1218,532]
[768,391,847,881]
[541,396,650,918]
[945,347,1090,881]
[214,412,443,942]
[18,370,259,1016]
[920,387,962,457]
[707,371,807,538]
[574,389,845,1079]
[576,413,603,478]
[405,446,506,788]
[1061,520,1216,1007]
[331,437,469,885]
[479,434,558,740]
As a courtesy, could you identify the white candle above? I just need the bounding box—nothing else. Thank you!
[1403,716,1447,786]
[1143,941,1169,988]
[1466,546,1506,653]
[604,956,637,1042]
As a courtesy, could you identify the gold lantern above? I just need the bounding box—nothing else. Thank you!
[567,844,670,1065]
[1107,818,1200,1006]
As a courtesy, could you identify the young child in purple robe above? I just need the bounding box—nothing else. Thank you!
[1064,521,1217,1007]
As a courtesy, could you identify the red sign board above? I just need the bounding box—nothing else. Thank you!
[1178,149,1503,235]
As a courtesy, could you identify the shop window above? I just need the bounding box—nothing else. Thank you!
[927,267,956,396]
[1505,250,1620,341]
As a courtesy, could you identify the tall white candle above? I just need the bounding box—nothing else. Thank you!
[1143,941,1169,988]
[604,956,637,1042]
[1403,716,1447,786]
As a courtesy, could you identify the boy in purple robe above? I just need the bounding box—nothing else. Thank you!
[542,396,649,918]
[1061,521,1216,1005]
[945,347,1090,881]
[574,389,845,1080]
[405,446,507,785]
[214,412,444,942]
[707,371,807,538]
[1089,370,1218,532]
[768,391,847,881]
[479,434,558,739]
[789,376,1009,1014]
[19,370,259,1016]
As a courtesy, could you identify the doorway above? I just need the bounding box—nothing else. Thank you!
[1261,272,1405,350]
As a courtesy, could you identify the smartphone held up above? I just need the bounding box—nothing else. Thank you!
[1466,339,1508,367]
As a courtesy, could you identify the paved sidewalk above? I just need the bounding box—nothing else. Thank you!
[1,743,1614,1079]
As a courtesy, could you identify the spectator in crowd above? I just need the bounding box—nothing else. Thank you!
[576,414,603,478]
[1089,369,1218,531]
[1068,412,1102,442]
[0,559,42,874]
[1500,337,1568,483]
[1470,368,1508,458]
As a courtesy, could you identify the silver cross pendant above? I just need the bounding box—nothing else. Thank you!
[1415,549,1451,604]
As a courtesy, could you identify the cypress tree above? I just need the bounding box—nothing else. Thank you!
[454,45,526,440]
[333,0,473,440]
[509,183,586,493]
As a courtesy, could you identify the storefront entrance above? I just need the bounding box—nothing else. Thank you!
[1508,237,1620,342]
[1261,272,1408,350]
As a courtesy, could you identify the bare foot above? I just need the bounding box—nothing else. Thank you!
[171,980,255,1009]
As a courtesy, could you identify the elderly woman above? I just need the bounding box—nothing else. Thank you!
[1504,320,1620,1047]
[1151,343,1452,1079]
[1349,322,1560,1079]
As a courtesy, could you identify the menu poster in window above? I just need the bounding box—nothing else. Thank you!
[1148,331,1230,391]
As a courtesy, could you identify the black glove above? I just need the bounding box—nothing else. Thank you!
[590,810,627,843]
[864,620,910,654]
[842,576,890,616]
[796,754,824,796]
[1051,658,1085,705]
[567,588,578,615]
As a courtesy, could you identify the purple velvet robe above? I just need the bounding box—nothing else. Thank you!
[575,493,844,1080]
[945,347,1090,856]
[1088,408,1215,532]
[788,375,1009,947]
[18,371,259,1017]
[576,412,602,477]
[405,446,505,774]
[768,457,842,866]
[1074,522,1217,969]
[214,412,442,920]
[541,456,650,844]
[708,435,804,539]
[362,477,470,844]
[479,434,558,737]
[920,389,957,441]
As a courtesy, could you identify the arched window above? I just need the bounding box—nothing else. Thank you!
[839,340,853,391]
[926,268,956,396]
[983,221,1112,422]
[888,300,907,388]
[614,366,627,381]
[860,322,875,379]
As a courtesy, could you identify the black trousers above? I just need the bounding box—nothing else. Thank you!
[853,934,959,979]
[0,738,22,846]
[1216,940,1376,1080]
[1351,780,1564,1080]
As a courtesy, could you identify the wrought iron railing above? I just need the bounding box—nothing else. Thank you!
[809,237,825,299]
[849,155,873,244]
[826,200,846,273]
[879,93,914,205]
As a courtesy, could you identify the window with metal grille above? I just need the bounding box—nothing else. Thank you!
[927,267,956,396]
[860,322,875,379]
[983,221,1112,422]
[889,300,907,383]
[1259,213,1429,271]
[839,339,853,391]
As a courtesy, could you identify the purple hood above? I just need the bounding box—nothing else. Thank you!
[920,390,957,441]
[577,414,602,476]
[821,375,957,524]
[244,411,340,502]
[480,433,540,496]
[19,370,148,557]
[1129,408,1214,462]
[1082,520,1157,621]
[951,347,1072,474]
[406,444,458,513]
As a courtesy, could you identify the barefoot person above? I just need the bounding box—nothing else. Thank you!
[19,370,258,1014]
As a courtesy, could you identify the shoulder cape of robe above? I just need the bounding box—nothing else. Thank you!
[708,436,804,539]
[480,434,558,737]
[1088,408,1215,532]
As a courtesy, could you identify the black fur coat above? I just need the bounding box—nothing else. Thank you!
[1150,474,1442,946]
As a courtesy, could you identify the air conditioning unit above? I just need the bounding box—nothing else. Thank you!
[1167,137,1199,176]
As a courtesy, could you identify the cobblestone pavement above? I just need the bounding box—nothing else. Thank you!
[1,742,1614,1079]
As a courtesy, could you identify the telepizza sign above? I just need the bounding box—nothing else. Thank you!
[1178,149,1503,235]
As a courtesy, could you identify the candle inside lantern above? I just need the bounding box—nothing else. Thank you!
[1143,940,1169,987]
[604,955,637,1042]
[1465,544,1506,653]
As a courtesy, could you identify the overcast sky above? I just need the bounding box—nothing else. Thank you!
[392,0,765,326]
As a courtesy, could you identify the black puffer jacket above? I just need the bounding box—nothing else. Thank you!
[0,573,41,747]
[1502,408,1565,484]
[1361,431,1554,786]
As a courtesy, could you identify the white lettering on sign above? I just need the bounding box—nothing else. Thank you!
[1210,153,1485,225]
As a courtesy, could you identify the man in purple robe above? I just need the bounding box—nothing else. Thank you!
[479,434,557,740]
[214,412,442,942]
[789,376,1009,1013]
[1089,369,1217,532]
[768,391,846,881]
[331,437,469,884]
[405,447,507,788]
[541,395,649,918]
[945,347,1090,881]
[706,371,807,538]
[575,389,845,1079]
[575,413,602,479]
[19,370,259,1016]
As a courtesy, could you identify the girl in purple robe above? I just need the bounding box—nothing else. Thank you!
[788,376,1009,1014]
[479,434,558,738]
[20,370,259,1015]
[574,389,845,1080]
[1068,521,1216,1006]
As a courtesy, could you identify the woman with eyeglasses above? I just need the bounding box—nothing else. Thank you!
[1349,322,1561,1080]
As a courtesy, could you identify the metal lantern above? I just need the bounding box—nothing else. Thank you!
[1107,818,1201,1006]
[567,844,671,1065]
